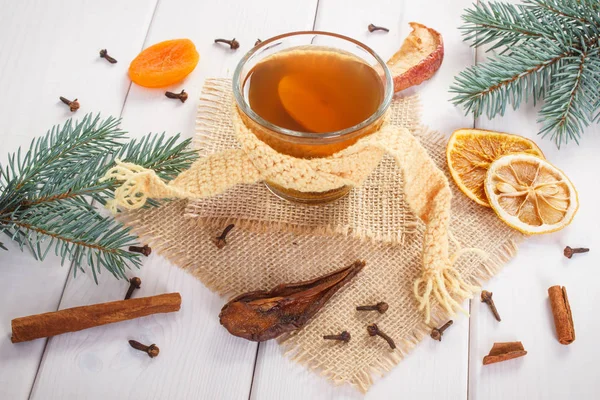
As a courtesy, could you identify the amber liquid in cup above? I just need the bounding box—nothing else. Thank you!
[239,44,387,204]
[247,48,383,136]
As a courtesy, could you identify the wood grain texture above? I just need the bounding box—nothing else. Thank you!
[249,0,474,398]
[0,0,157,398]
[470,81,600,400]
[469,0,600,396]
[2,0,599,399]
[28,1,319,399]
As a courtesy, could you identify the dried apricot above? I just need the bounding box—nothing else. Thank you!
[129,39,199,88]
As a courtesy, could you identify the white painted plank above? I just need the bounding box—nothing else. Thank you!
[120,0,319,143]
[31,1,319,399]
[0,1,157,398]
[250,0,474,398]
[469,55,600,400]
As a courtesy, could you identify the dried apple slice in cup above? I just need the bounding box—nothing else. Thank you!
[387,22,444,92]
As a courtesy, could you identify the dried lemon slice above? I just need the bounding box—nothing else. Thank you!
[447,129,544,207]
[484,154,578,234]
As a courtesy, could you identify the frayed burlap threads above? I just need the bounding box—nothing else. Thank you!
[111,79,524,392]
[104,78,482,322]
[187,80,421,244]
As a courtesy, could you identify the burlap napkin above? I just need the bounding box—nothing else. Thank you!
[119,79,523,392]
[185,79,420,244]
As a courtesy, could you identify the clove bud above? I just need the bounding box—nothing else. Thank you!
[59,97,79,112]
[128,340,159,358]
[563,246,589,259]
[368,23,389,33]
[214,38,240,50]
[99,49,117,64]
[367,323,396,349]
[481,290,501,321]
[124,277,141,300]
[129,244,151,257]
[430,320,453,341]
[323,331,351,342]
[214,224,235,249]
[356,302,388,314]
[165,90,188,103]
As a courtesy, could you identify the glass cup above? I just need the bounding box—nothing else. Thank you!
[233,31,393,204]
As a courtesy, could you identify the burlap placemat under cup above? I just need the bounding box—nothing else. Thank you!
[186,79,420,244]
[118,79,524,392]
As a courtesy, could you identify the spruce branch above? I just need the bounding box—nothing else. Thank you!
[538,46,600,145]
[0,114,197,280]
[115,132,198,181]
[450,39,566,117]
[1,199,141,281]
[451,0,600,147]
[460,1,552,51]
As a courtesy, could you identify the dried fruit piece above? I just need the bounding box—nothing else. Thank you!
[447,129,544,207]
[129,39,199,88]
[219,260,365,342]
[278,74,344,132]
[387,22,444,92]
[484,154,578,234]
[483,342,527,365]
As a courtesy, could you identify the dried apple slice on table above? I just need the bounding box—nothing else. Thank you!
[387,22,444,92]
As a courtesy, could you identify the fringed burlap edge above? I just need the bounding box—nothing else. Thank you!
[116,124,526,393]
[119,207,523,393]
[277,235,523,392]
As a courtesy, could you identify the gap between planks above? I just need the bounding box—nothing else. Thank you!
[26,0,162,398]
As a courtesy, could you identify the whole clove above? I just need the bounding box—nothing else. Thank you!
[214,224,235,249]
[129,244,151,257]
[128,340,159,358]
[367,323,396,349]
[356,302,388,314]
[563,246,589,259]
[99,49,117,64]
[368,23,389,33]
[323,331,351,342]
[124,277,142,300]
[214,38,240,50]
[481,290,501,321]
[430,320,453,341]
[59,97,80,112]
[219,261,365,341]
[165,90,188,103]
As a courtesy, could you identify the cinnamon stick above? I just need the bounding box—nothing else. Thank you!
[548,285,575,345]
[483,341,527,365]
[11,293,181,343]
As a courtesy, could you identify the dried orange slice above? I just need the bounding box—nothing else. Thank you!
[484,154,578,234]
[129,39,199,88]
[447,129,544,207]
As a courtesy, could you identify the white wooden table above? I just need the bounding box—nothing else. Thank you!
[1,1,598,399]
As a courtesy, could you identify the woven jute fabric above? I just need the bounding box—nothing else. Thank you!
[186,79,420,244]
[118,79,523,392]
